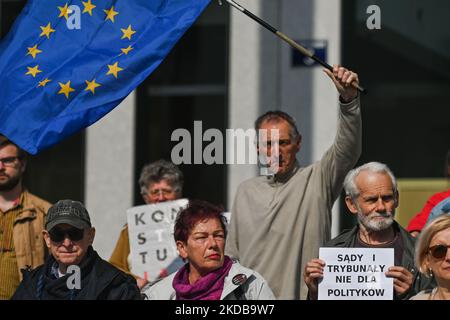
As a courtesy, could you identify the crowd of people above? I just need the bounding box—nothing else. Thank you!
[1,66,448,300]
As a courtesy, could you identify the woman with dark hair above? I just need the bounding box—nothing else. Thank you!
[142,200,274,300]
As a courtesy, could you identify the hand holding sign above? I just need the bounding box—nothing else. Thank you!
[304,258,326,300]
[385,266,414,297]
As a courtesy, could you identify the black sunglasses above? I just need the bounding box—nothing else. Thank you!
[428,244,450,260]
[49,227,85,242]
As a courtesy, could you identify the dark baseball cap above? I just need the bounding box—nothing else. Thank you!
[45,199,92,231]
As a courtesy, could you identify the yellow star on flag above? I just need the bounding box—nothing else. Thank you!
[121,25,136,40]
[26,45,42,59]
[104,6,119,22]
[25,65,42,77]
[38,78,51,87]
[82,0,96,16]
[40,23,55,39]
[120,45,134,55]
[85,79,101,94]
[58,3,70,20]
[58,81,75,99]
[106,62,123,78]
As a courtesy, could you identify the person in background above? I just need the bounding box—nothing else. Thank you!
[304,162,434,300]
[410,214,450,300]
[0,135,51,300]
[142,200,275,300]
[12,200,141,300]
[109,159,184,288]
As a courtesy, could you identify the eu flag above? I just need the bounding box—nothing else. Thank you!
[0,0,211,154]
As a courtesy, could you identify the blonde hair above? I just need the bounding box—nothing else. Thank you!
[415,214,450,276]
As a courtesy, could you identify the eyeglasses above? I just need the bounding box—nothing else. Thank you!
[48,227,84,242]
[428,244,450,260]
[0,156,19,167]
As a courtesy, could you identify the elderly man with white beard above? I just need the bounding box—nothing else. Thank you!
[303,162,434,300]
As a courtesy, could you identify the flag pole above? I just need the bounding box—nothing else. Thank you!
[221,0,367,94]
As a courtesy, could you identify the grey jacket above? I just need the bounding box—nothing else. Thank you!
[142,260,275,300]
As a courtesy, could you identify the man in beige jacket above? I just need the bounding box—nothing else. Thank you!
[225,65,362,299]
[0,135,51,299]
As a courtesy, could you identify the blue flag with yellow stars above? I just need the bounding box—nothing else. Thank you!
[0,0,211,154]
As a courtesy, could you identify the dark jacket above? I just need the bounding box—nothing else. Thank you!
[325,221,435,299]
[11,246,141,300]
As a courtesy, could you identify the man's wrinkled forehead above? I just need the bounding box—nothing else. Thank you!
[355,171,394,193]
[0,141,19,156]
[258,123,294,143]
[258,128,281,141]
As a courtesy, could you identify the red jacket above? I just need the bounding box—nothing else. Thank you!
[407,189,450,232]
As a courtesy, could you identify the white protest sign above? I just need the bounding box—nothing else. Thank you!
[127,199,189,281]
[222,211,231,226]
[318,247,394,300]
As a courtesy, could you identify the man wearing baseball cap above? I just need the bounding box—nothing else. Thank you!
[12,200,141,300]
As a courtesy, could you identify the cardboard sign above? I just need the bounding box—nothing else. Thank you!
[318,247,394,300]
[292,39,327,67]
[127,199,189,281]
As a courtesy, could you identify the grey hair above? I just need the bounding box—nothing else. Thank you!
[139,159,183,195]
[344,162,397,199]
[255,110,301,141]
[0,135,27,159]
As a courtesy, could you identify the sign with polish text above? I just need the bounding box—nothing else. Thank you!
[127,199,189,281]
[318,247,394,300]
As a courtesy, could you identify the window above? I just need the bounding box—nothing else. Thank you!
[134,4,229,206]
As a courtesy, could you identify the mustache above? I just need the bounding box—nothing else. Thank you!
[369,211,393,218]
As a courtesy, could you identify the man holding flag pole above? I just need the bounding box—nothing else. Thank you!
[217,0,363,300]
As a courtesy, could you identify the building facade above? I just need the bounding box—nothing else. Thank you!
[1,0,449,258]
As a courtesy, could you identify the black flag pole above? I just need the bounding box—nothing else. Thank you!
[220,0,367,94]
